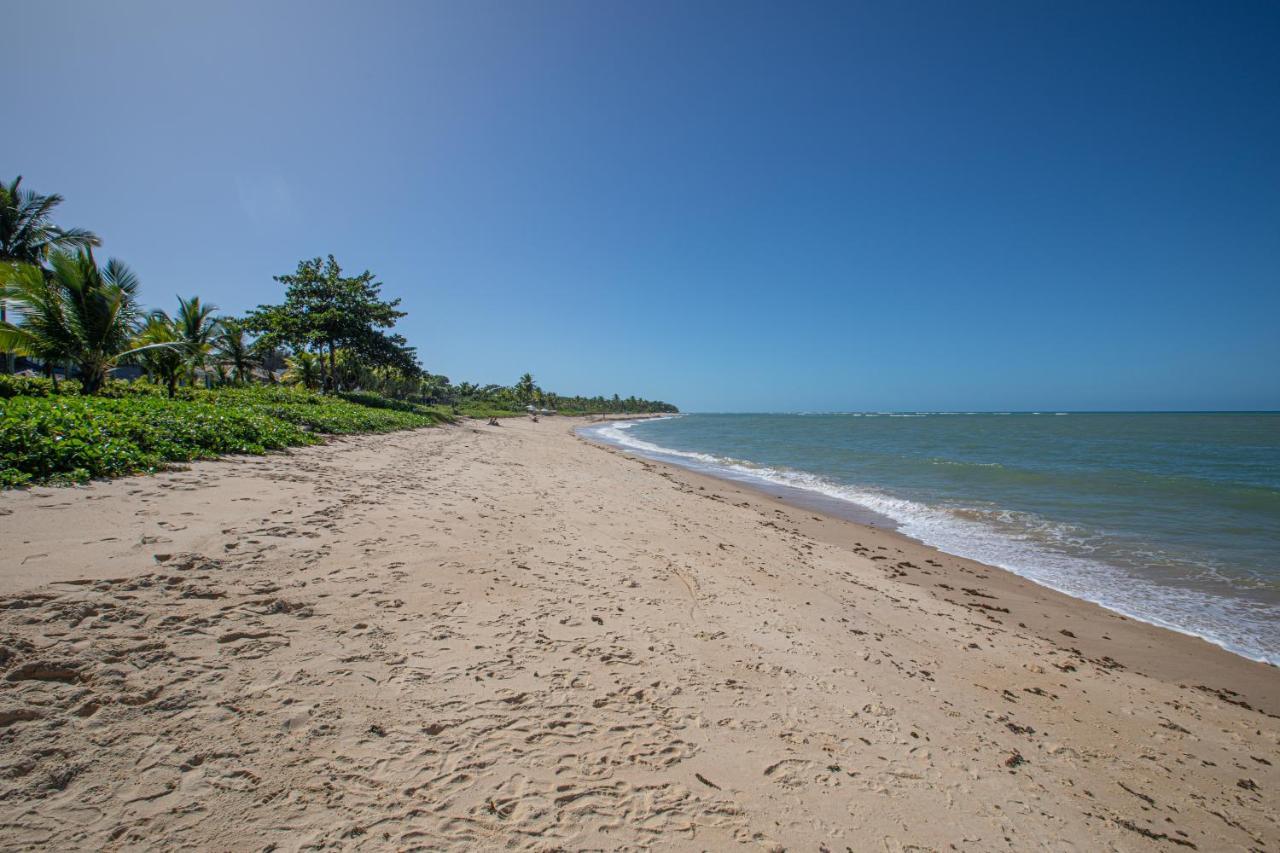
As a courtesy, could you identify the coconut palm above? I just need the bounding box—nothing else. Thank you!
[282,350,322,390]
[1,176,102,372]
[0,251,150,394]
[332,347,368,391]
[214,318,258,384]
[0,264,70,388]
[173,295,220,385]
[515,372,536,406]
[132,313,185,397]
[0,177,101,263]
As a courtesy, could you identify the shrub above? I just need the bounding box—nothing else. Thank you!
[0,385,452,487]
[0,375,78,398]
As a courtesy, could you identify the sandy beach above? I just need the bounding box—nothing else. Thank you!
[0,417,1276,851]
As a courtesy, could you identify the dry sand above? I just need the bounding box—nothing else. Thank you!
[0,417,1276,851]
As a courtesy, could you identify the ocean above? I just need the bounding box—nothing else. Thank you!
[580,412,1280,664]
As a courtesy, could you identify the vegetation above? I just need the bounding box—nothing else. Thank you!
[245,256,415,393]
[0,176,101,374]
[0,174,678,486]
[0,251,151,394]
[132,313,185,397]
[0,384,450,487]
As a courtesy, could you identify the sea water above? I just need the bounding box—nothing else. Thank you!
[580,412,1280,664]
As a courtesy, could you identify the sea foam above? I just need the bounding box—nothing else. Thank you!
[582,418,1280,664]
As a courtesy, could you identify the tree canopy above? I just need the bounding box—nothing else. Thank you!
[0,250,147,393]
[1,176,103,372]
[245,255,417,392]
[1,176,679,413]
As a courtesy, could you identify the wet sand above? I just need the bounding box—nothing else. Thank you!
[0,417,1276,850]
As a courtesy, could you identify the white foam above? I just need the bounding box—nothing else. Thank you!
[581,419,1280,664]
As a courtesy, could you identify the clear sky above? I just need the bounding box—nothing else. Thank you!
[8,0,1279,411]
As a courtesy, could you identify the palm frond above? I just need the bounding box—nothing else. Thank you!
[102,258,141,294]
[50,226,102,251]
[0,323,36,355]
[0,176,99,265]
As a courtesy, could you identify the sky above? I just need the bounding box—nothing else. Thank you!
[7,0,1279,412]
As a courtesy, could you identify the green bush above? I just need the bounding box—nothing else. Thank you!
[454,401,524,419]
[95,379,168,398]
[0,375,78,398]
[338,390,422,412]
[0,385,452,487]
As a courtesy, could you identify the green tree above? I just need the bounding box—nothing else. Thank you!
[246,256,415,393]
[174,295,220,385]
[0,251,148,394]
[282,350,322,390]
[132,313,185,397]
[0,176,101,373]
[514,372,536,406]
[214,318,258,384]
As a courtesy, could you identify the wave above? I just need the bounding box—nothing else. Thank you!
[581,419,1280,665]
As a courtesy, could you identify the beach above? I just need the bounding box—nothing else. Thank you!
[1,417,1276,850]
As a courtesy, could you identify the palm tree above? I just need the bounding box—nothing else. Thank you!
[173,295,220,386]
[132,313,185,397]
[282,350,322,390]
[1,176,102,373]
[0,264,70,389]
[0,251,147,394]
[332,347,367,391]
[515,372,536,406]
[214,318,258,384]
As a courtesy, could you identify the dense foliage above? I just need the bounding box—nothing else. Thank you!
[0,174,679,487]
[245,255,415,393]
[0,251,149,393]
[0,176,101,375]
[400,372,678,414]
[0,384,451,487]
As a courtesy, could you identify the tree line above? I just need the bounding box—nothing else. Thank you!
[0,175,677,414]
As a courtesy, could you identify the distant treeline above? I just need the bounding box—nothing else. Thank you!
[0,175,677,415]
[425,373,678,414]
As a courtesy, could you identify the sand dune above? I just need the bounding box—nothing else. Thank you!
[1,418,1276,850]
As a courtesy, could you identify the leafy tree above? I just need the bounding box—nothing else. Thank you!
[0,176,101,373]
[246,256,415,393]
[416,372,453,404]
[0,251,150,393]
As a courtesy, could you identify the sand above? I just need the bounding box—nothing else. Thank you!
[0,417,1276,851]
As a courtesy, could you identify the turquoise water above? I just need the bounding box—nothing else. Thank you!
[581,413,1280,663]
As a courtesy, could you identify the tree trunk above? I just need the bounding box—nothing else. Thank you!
[1,302,12,375]
[81,364,102,395]
[327,341,337,394]
[167,374,177,398]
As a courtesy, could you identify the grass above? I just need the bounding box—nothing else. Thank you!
[0,382,453,488]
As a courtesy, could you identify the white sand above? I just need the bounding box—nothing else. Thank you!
[0,418,1276,850]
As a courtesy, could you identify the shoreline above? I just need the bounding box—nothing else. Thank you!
[579,417,1280,673]
[1,417,1276,849]
[577,429,1280,712]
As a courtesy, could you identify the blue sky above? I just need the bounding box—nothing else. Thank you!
[8,0,1279,411]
